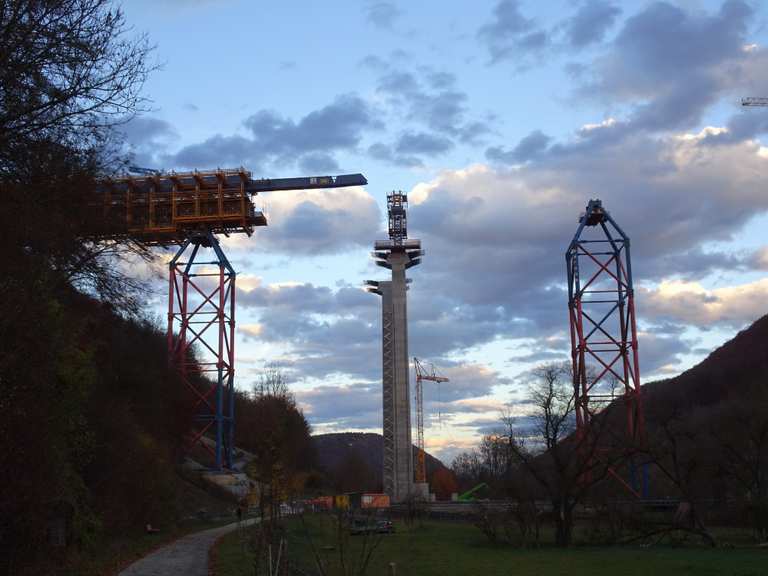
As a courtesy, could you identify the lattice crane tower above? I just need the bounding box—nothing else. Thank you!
[89,169,367,470]
[365,191,423,502]
[413,358,448,486]
[566,199,645,491]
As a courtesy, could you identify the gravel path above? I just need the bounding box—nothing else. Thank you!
[118,519,254,576]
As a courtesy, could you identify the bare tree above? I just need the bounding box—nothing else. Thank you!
[717,388,768,540]
[503,362,627,546]
[0,0,153,166]
[1,0,158,315]
[640,402,717,546]
[255,363,291,400]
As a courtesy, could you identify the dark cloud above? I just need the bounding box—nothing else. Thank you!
[580,1,755,133]
[477,0,549,63]
[703,107,768,145]
[298,152,340,173]
[563,1,621,48]
[409,127,768,376]
[169,94,380,171]
[395,132,454,156]
[486,129,551,163]
[365,2,401,29]
[293,362,510,432]
[367,64,491,165]
[251,191,380,255]
[118,117,178,169]
[367,142,422,167]
[296,382,381,429]
[377,71,469,136]
[172,134,253,169]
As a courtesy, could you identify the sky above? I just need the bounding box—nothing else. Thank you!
[119,0,768,463]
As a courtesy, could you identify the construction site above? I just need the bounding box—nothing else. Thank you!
[6,1,768,573]
[74,154,670,507]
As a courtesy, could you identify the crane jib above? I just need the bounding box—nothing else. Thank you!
[246,173,368,193]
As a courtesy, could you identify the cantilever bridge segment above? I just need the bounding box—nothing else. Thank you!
[566,199,646,495]
[90,169,367,470]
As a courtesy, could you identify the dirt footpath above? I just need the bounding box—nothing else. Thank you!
[118,519,254,576]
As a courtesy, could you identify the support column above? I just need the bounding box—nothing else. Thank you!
[168,231,236,470]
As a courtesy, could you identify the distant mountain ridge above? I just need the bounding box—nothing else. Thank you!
[641,314,768,418]
[311,432,448,491]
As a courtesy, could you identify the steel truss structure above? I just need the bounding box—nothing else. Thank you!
[566,199,645,492]
[413,358,448,484]
[168,231,236,469]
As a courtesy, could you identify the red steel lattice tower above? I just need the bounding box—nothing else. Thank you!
[168,231,236,470]
[566,199,644,455]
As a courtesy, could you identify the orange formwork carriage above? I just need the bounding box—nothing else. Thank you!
[91,169,267,244]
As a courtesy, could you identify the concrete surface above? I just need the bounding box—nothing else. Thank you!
[118,519,255,576]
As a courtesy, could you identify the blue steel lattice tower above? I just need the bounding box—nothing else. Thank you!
[365,192,423,502]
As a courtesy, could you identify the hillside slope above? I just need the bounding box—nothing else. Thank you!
[312,432,448,492]
[641,314,768,416]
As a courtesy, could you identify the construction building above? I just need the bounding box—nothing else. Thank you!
[365,192,424,502]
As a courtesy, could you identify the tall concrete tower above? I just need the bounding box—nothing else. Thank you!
[365,192,423,503]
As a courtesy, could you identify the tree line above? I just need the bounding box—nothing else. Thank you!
[451,359,768,547]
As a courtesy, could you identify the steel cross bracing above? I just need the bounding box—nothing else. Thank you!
[382,299,395,496]
[413,358,449,485]
[566,199,645,494]
[148,169,365,471]
[168,231,236,470]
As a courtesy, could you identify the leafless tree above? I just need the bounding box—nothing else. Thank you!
[255,363,292,400]
[503,362,628,546]
[717,387,768,540]
[640,402,717,546]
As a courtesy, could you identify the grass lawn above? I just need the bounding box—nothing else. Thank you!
[213,516,768,576]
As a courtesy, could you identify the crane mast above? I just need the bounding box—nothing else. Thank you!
[413,357,449,485]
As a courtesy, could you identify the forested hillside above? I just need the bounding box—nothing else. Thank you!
[312,432,453,496]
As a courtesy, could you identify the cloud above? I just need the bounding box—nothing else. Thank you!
[239,324,264,340]
[477,0,549,63]
[580,1,758,133]
[368,64,491,165]
[642,279,768,328]
[296,382,381,429]
[118,116,178,169]
[410,127,768,368]
[395,132,454,156]
[169,94,381,171]
[365,2,401,29]
[563,1,621,48]
[294,362,510,432]
[368,142,422,167]
[228,186,381,255]
[486,129,551,163]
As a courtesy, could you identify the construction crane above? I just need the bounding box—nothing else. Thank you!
[413,357,449,485]
[742,97,768,107]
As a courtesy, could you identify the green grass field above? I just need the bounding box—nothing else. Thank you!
[213,517,768,576]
